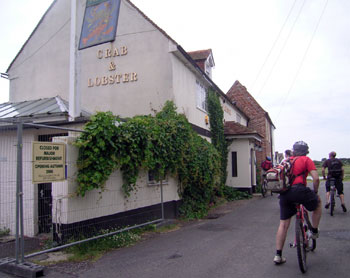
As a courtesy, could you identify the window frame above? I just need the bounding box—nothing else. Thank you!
[205,60,211,77]
[147,170,168,186]
[196,80,207,112]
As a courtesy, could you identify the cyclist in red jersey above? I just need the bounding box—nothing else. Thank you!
[273,141,322,265]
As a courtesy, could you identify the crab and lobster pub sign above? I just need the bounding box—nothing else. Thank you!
[79,0,121,50]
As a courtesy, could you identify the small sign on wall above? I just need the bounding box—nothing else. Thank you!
[32,142,66,183]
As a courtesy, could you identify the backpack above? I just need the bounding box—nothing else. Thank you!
[328,159,342,178]
[261,160,272,171]
[265,157,302,193]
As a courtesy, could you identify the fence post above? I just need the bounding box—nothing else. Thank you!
[160,180,164,220]
[15,122,24,263]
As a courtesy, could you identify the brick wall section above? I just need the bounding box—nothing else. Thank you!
[226,80,274,166]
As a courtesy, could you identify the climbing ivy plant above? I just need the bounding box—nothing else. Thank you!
[207,88,228,193]
[74,101,221,218]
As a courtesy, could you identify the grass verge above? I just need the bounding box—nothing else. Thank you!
[35,223,180,264]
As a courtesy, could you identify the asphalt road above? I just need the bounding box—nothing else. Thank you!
[2,181,350,278]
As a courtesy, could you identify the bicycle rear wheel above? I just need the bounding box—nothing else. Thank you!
[330,188,335,216]
[296,218,307,273]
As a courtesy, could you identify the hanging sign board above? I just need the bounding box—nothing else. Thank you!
[32,142,66,183]
[79,0,121,50]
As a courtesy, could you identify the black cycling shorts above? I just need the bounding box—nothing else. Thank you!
[279,184,319,220]
[325,178,344,195]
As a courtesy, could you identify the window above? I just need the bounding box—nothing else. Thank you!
[148,170,168,185]
[196,80,207,111]
[232,152,238,177]
[205,60,212,77]
[236,113,241,124]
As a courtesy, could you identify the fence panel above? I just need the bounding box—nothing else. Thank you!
[0,122,176,260]
[0,124,17,245]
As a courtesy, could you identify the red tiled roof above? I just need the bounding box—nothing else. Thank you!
[224,121,263,137]
[188,49,212,61]
[226,80,275,128]
[227,80,265,113]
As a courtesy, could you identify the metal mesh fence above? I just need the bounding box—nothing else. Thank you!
[0,121,170,260]
[0,124,17,241]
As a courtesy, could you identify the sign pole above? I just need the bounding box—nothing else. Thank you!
[69,0,80,121]
[15,122,24,263]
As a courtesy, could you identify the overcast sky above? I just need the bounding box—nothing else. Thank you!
[1,0,349,161]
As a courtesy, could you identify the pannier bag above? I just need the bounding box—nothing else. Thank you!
[266,164,289,193]
[261,160,272,171]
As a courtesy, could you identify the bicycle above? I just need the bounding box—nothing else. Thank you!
[261,174,273,198]
[328,177,337,216]
[290,203,316,273]
[261,175,267,197]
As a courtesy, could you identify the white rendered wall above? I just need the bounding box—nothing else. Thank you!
[52,136,180,225]
[226,139,252,189]
[9,0,71,102]
[79,0,174,118]
[9,0,175,119]
[220,98,248,126]
[171,54,208,130]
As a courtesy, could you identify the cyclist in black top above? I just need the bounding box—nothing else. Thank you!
[322,151,347,212]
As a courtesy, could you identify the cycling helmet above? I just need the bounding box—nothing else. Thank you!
[292,141,309,155]
[266,156,271,161]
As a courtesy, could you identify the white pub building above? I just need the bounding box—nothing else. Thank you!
[0,0,267,239]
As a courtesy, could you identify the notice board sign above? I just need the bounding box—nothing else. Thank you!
[32,142,66,183]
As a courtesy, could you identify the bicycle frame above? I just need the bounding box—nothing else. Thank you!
[290,204,316,273]
[296,204,305,224]
[328,177,337,216]
[290,204,308,246]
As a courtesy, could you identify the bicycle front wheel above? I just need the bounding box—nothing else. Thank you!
[330,188,335,216]
[296,218,307,273]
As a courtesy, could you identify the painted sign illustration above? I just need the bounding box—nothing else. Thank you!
[79,0,121,50]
